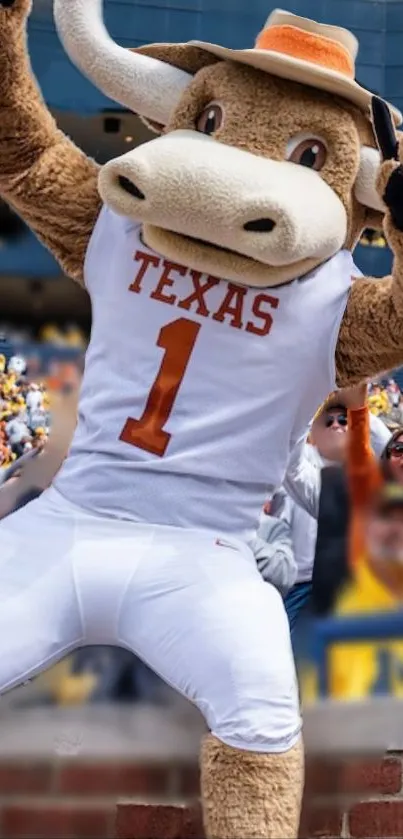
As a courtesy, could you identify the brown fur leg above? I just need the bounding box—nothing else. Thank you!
[200,734,304,839]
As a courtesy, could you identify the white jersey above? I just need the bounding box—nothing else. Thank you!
[54,207,355,538]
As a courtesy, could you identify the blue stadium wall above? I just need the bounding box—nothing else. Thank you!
[1,0,402,279]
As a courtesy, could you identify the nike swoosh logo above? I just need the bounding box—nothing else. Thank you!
[215,539,239,551]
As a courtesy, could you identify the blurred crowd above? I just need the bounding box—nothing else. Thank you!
[0,354,50,469]
[0,322,87,350]
[0,321,88,473]
[368,378,403,426]
[359,229,388,248]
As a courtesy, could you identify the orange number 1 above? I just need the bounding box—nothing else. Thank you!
[120,317,201,457]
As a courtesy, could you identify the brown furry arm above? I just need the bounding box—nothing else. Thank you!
[335,267,403,387]
[336,100,403,386]
[0,0,101,285]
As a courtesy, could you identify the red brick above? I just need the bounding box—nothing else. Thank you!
[345,758,402,795]
[349,801,403,838]
[57,762,170,796]
[305,757,402,797]
[116,802,204,839]
[2,802,113,839]
[299,803,343,838]
[0,763,52,794]
[178,765,200,797]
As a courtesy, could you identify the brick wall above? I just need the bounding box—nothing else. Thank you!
[116,753,403,839]
[301,754,403,838]
[0,758,199,839]
[2,753,403,838]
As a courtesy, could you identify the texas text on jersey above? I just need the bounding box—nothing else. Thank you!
[53,208,354,538]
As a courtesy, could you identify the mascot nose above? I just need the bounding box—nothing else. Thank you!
[243,218,276,233]
[117,176,145,201]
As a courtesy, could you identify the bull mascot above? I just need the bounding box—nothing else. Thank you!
[0,1,403,836]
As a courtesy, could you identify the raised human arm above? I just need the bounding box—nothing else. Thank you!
[343,384,383,511]
[0,0,101,284]
[283,434,321,519]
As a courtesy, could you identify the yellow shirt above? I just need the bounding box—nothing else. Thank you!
[329,561,403,699]
[368,391,390,416]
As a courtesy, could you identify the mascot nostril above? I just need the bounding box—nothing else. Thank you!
[117,175,145,201]
[243,218,276,232]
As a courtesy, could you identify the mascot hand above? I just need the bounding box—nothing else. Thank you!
[373,96,403,232]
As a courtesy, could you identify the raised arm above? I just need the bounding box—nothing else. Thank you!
[0,0,101,284]
[336,99,403,385]
[344,385,383,511]
[283,433,322,520]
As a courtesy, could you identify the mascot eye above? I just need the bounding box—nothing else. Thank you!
[196,103,224,135]
[287,137,327,171]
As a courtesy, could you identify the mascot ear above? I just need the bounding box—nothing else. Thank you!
[354,145,385,212]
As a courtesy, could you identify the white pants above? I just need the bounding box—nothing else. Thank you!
[0,487,301,752]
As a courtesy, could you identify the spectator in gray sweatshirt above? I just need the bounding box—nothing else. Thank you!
[252,508,297,598]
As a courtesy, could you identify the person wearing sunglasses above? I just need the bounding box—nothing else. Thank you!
[278,389,391,628]
[312,388,403,614]
[325,412,348,429]
[284,392,391,522]
[382,432,403,482]
[305,401,349,468]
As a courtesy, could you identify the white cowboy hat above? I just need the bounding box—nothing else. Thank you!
[54,2,402,128]
[189,9,402,125]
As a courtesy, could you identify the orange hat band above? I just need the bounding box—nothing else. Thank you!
[255,25,355,79]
